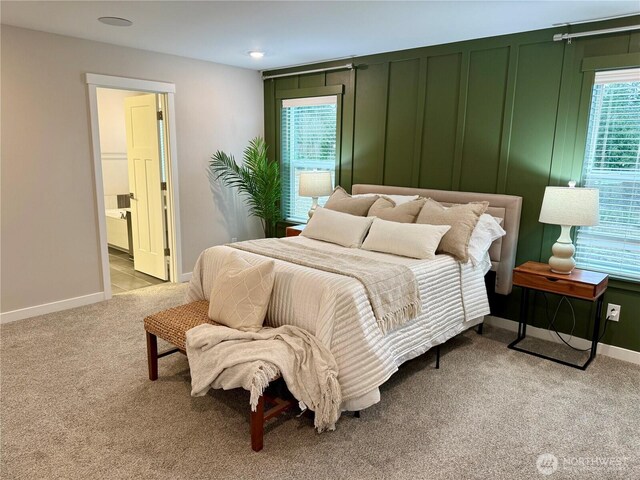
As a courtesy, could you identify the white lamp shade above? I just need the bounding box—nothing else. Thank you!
[539,186,600,226]
[299,171,333,197]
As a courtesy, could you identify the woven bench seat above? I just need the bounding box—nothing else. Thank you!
[142,299,295,452]
[143,300,216,351]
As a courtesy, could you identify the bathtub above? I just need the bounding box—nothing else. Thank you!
[106,209,130,252]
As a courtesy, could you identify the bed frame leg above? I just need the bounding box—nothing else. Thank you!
[353,411,360,418]
[146,332,158,381]
[251,395,265,452]
[477,323,484,335]
[435,345,440,369]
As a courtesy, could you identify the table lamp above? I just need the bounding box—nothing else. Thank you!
[299,171,333,219]
[539,181,599,274]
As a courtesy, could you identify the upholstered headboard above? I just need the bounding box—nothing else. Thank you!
[351,184,523,295]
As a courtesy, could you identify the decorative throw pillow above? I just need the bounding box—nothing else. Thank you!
[367,196,426,223]
[324,186,379,216]
[468,214,506,266]
[416,198,489,262]
[361,218,451,259]
[354,193,420,205]
[301,207,375,248]
[208,251,275,331]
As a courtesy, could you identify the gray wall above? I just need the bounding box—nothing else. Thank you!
[1,26,264,313]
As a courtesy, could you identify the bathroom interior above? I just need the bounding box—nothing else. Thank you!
[97,87,167,293]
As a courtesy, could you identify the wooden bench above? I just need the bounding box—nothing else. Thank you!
[143,300,296,451]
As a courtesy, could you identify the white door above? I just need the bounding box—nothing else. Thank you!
[124,94,168,280]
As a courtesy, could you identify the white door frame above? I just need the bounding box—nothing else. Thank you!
[86,73,182,299]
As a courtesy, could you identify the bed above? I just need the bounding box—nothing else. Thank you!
[186,185,522,411]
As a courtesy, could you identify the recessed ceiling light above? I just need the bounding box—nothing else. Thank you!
[98,17,133,27]
[248,51,265,59]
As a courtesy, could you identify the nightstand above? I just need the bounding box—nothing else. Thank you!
[285,224,305,237]
[508,261,608,370]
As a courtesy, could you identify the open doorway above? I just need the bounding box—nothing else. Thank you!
[96,88,170,293]
[87,73,182,300]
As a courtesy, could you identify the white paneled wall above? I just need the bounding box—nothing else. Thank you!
[103,195,119,210]
[101,153,129,196]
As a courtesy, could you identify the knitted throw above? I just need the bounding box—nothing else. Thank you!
[230,238,421,334]
[186,323,342,433]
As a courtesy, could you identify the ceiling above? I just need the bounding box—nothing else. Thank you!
[2,1,639,71]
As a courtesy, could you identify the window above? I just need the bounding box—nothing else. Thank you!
[575,68,640,281]
[280,96,337,222]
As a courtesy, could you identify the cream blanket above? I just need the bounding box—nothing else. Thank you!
[230,238,421,334]
[185,323,342,432]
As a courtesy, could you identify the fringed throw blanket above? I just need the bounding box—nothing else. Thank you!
[230,239,421,334]
[186,323,342,433]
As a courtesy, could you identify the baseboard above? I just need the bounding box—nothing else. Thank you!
[179,272,192,283]
[0,292,106,324]
[484,315,640,366]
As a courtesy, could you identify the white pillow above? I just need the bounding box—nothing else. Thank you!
[353,193,419,205]
[361,218,450,260]
[208,251,276,331]
[468,214,506,265]
[301,207,375,248]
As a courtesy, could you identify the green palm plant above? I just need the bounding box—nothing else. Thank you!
[209,137,281,238]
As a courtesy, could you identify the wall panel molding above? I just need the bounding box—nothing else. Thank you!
[411,58,428,187]
[451,50,470,191]
[378,63,391,184]
[496,44,519,194]
[264,15,640,352]
[459,46,510,193]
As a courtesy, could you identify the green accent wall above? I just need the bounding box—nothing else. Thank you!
[265,17,640,353]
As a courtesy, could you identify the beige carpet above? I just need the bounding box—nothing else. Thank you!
[1,283,638,479]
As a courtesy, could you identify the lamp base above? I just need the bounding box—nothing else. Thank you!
[549,261,576,275]
[548,226,576,274]
[307,197,319,219]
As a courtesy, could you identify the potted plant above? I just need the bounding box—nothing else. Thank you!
[209,137,281,238]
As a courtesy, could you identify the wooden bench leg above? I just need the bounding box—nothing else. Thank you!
[146,332,158,381]
[251,395,265,452]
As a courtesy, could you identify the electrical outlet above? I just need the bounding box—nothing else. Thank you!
[231,237,237,243]
[606,303,621,322]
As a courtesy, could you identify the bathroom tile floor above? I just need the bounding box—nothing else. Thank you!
[108,248,166,293]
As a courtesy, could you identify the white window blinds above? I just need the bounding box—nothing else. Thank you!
[281,95,337,222]
[575,68,640,281]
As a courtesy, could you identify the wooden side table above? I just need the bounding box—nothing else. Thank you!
[285,224,305,237]
[508,261,608,370]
